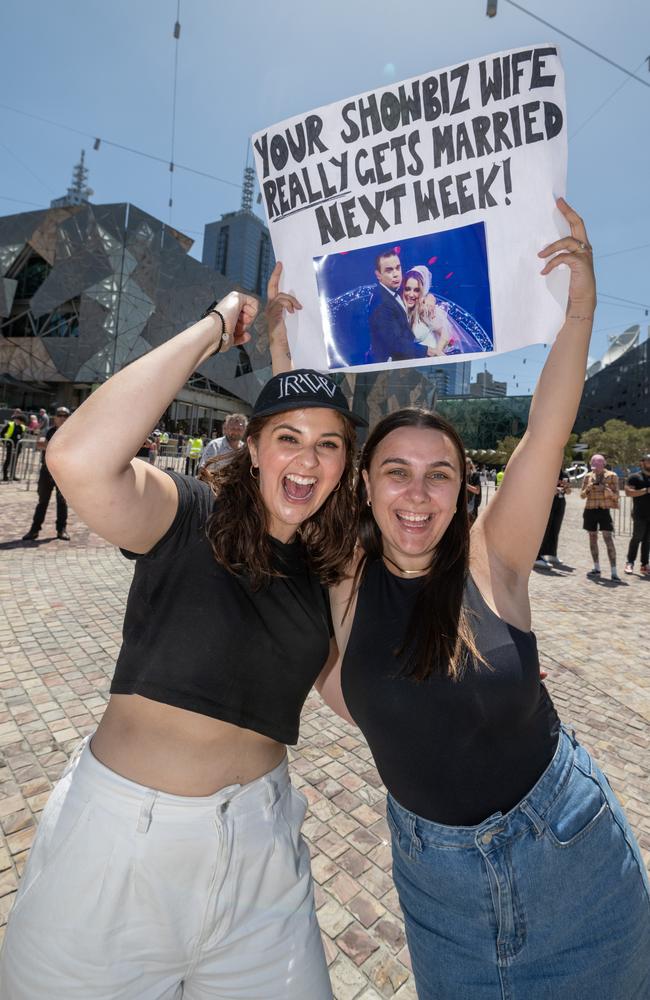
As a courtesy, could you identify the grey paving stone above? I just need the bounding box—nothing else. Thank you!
[0,485,647,997]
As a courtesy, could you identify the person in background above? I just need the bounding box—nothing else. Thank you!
[22,407,71,541]
[200,413,248,469]
[27,413,40,434]
[624,453,650,575]
[465,457,482,526]
[534,469,571,568]
[580,454,620,580]
[1,409,26,481]
[148,431,159,465]
[495,466,505,490]
[184,432,203,476]
[37,408,50,434]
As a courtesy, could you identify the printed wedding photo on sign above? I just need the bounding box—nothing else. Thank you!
[314,222,493,370]
[253,45,569,374]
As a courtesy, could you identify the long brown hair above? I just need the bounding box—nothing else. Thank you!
[355,408,483,681]
[199,413,358,588]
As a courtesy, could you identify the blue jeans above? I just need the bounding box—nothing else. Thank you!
[387,727,650,999]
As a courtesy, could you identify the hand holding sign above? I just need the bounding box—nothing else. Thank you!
[538,198,596,317]
[265,262,302,374]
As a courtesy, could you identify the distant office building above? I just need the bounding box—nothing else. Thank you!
[348,369,431,438]
[469,369,507,398]
[416,360,471,401]
[575,331,650,433]
[203,167,275,298]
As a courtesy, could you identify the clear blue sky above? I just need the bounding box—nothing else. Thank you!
[1,0,649,394]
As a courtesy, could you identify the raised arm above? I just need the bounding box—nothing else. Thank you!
[474,199,596,578]
[265,261,301,375]
[47,292,257,553]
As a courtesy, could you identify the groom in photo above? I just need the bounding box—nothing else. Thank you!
[368,250,434,362]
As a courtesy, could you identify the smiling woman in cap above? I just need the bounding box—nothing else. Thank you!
[1,286,364,999]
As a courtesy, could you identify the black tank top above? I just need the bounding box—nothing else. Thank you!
[112,473,332,745]
[342,559,560,825]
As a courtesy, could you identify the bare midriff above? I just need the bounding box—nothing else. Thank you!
[90,694,287,795]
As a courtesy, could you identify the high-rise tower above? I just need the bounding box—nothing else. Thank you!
[202,166,275,298]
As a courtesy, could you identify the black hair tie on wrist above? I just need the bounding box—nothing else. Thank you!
[201,301,229,355]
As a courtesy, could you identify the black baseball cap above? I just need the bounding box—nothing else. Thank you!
[251,369,367,428]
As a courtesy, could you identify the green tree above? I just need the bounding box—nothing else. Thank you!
[494,434,523,464]
[564,433,579,464]
[580,420,650,472]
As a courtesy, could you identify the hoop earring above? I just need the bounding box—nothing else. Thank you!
[249,465,259,480]
[366,499,372,508]
[334,481,341,493]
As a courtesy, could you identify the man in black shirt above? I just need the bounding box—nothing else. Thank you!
[22,407,71,541]
[624,454,650,575]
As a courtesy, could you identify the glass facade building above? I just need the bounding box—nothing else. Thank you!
[574,337,650,433]
[0,202,276,424]
[435,395,533,450]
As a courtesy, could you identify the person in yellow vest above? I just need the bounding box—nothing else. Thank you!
[1,410,27,481]
[495,467,505,490]
[184,433,203,476]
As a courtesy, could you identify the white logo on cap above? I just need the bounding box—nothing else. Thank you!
[277,373,337,400]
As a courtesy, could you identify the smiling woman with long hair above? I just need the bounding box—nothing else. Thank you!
[0,290,365,1000]
[270,201,650,999]
[318,201,650,998]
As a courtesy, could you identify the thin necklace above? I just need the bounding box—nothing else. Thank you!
[382,553,430,577]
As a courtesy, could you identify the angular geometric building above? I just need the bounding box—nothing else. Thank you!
[0,201,277,430]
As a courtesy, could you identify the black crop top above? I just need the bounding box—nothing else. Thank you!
[342,559,560,825]
[111,472,332,745]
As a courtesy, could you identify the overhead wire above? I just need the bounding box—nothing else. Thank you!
[168,0,181,220]
[502,1,650,90]
[0,141,56,197]
[570,60,646,139]
[595,242,650,261]
[0,195,46,209]
[0,102,240,191]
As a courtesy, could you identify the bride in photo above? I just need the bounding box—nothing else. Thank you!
[400,265,458,356]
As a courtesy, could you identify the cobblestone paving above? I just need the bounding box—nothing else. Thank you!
[0,483,648,997]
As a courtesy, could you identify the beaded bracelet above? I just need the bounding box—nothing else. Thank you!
[200,301,229,355]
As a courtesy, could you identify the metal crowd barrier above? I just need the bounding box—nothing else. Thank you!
[152,442,187,474]
[0,436,40,489]
[616,494,631,537]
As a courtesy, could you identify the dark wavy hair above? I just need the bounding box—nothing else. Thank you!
[355,408,483,682]
[198,413,358,588]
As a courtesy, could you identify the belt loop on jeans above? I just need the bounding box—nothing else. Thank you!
[520,800,545,837]
[562,723,578,746]
[408,814,422,857]
[137,790,158,833]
